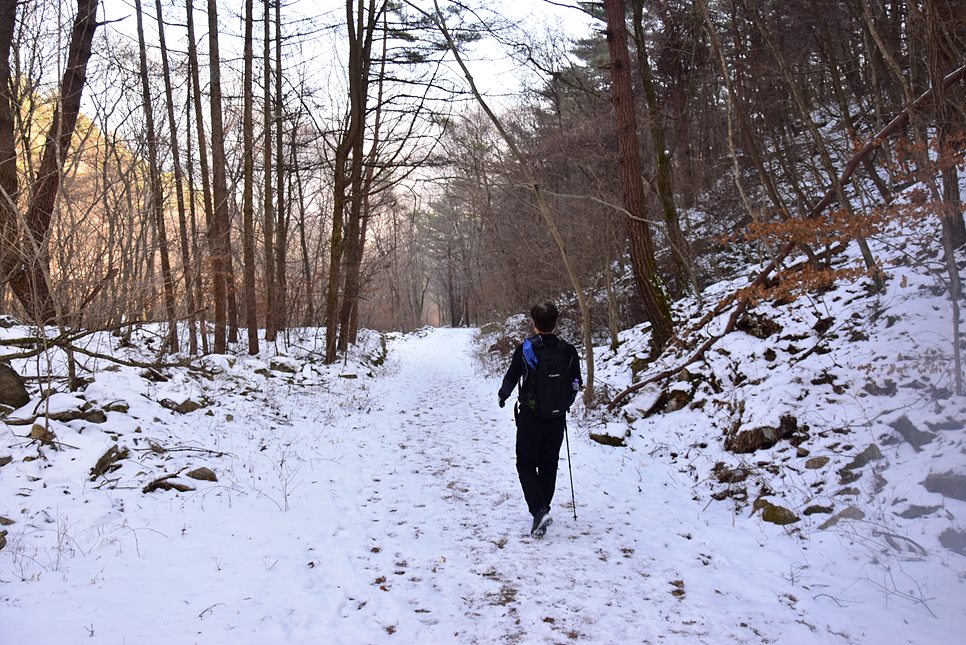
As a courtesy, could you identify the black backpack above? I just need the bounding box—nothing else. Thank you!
[522,335,576,418]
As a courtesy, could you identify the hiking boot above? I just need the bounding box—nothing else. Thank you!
[530,507,552,537]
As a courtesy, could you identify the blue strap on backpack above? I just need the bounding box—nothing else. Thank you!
[522,336,539,369]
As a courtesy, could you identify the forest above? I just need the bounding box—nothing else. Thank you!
[0,0,960,365]
[0,0,964,643]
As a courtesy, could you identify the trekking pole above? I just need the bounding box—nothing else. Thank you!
[564,424,577,520]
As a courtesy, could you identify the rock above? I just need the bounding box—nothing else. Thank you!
[896,505,940,519]
[160,399,204,414]
[0,363,29,408]
[805,456,829,469]
[103,401,130,413]
[186,467,217,482]
[90,445,129,481]
[939,528,966,557]
[838,470,861,485]
[339,374,359,379]
[803,505,833,515]
[924,472,966,502]
[763,348,777,362]
[84,409,108,424]
[844,444,883,471]
[819,506,865,530]
[736,313,783,339]
[0,530,6,551]
[796,447,810,457]
[29,424,58,449]
[863,379,897,396]
[630,356,652,380]
[0,516,14,526]
[754,499,800,525]
[0,455,11,468]
[813,317,834,335]
[889,416,935,451]
[926,418,965,431]
[835,487,860,496]
[644,388,693,416]
[270,357,300,373]
[589,432,625,447]
[726,416,800,454]
[713,462,748,484]
[140,368,170,382]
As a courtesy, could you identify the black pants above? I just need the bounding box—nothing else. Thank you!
[514,405,566,516]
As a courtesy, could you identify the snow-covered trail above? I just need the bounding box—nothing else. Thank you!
[283,327,819,644]
[3,327,950,644]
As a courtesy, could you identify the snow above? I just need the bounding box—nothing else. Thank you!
[2,216,966,642]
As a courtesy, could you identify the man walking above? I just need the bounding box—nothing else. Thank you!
[498,302,582,537]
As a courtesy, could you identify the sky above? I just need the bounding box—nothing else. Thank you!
[93,0,598,101]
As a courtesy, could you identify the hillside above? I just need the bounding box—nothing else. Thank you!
[0,208,962,643]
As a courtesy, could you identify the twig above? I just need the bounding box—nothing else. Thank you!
[198,603,223,619]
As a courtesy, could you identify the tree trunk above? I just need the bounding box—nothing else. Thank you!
[242,0,259,355]
[631,0,698,297]
[295,162,314,326]
[156,0,197,354]
[206,0,230,353]
[0,0,20,281]
[8,0,98,323]
[186,0,213,353]
[263,0,277,342]
[135,0,179,352]
[184,78,208,354]
[274,0,288,335]
[603,0,674,353]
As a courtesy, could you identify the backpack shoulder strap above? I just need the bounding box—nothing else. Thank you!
[522,335,540,369]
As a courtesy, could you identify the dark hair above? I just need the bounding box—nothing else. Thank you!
[530,301,559,333]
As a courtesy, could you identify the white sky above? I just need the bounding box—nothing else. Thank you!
[94,0,597,101]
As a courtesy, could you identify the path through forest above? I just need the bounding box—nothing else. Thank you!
[4,328,936,644]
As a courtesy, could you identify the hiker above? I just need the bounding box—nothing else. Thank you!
[498,302,582,537]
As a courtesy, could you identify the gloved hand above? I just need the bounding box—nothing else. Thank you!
[498,396,506,408]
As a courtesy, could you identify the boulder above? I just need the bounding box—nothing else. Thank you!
[0,363,29,408]
[0,455,11,468]
[29,424,58,449]
[805,456,829,469]
[713,462,748,484]
[160,398,204,414]
[736,313,783,339]
[270,357,300,373]
[819,506,865,530]
[0,516,13,526]
[589,432,625,447]
[726,416,799,453]
[803,505,833,515]
[889,416,935,451]
[939,528,966,557]
[924,472,966,502]
[186,467,217,482]
[84,409,108,424]
[896,505,940,519]
[754,499,800,525]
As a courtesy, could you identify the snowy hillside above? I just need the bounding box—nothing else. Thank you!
[1,218,964,644]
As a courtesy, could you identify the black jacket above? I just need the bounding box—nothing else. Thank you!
[498,334,582,407]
